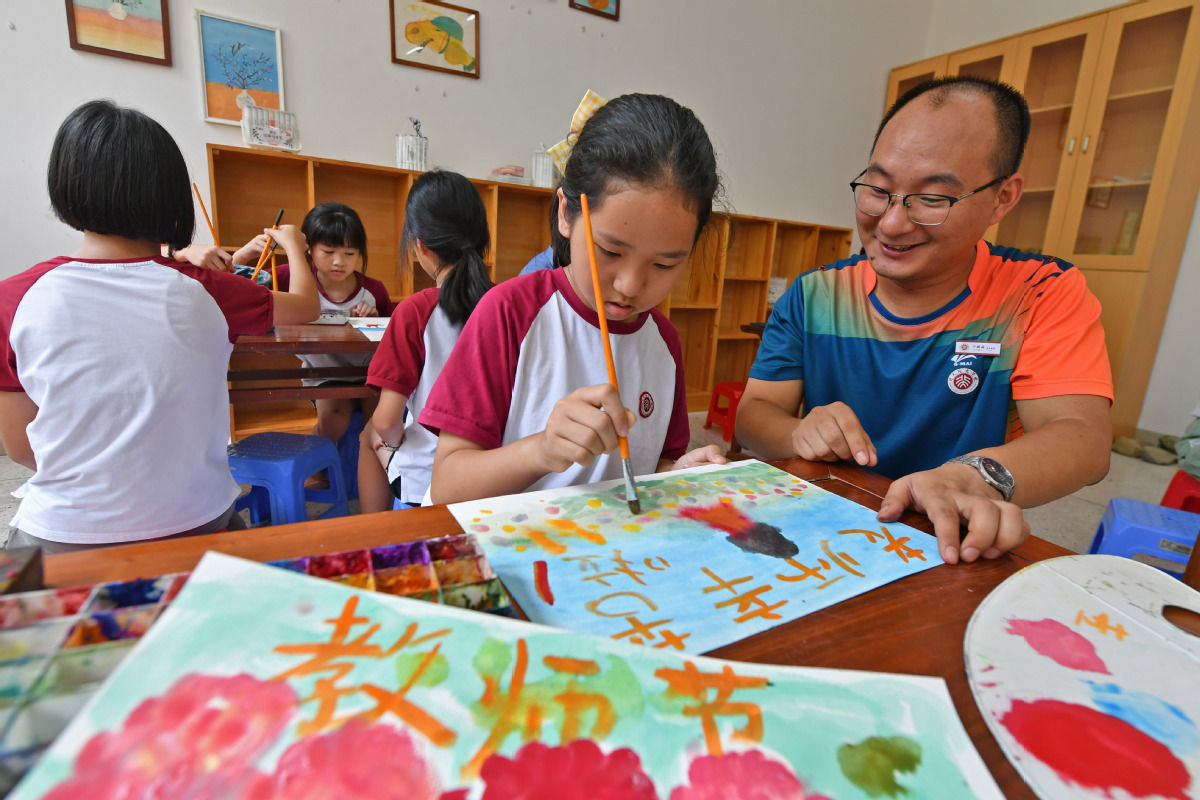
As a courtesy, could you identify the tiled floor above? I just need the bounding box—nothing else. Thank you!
[0,413,1181,556]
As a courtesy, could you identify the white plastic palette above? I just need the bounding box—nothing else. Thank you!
[965,555,1200,798]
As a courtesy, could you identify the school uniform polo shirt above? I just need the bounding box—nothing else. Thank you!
[750,241,1113,478]
[367,288,460,505]
[421,268,690,492]
[0,256,273,543]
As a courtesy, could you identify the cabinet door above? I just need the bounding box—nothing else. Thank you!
[1054,0,1199,268]
[947,38,1018,84]
[994,17,1106,254]
[884,55,948,109]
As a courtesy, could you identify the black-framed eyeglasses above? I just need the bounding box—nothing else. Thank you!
[849,172,1008,226]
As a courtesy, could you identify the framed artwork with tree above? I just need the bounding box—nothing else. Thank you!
[196,10,284,125]
[65,0,172,65]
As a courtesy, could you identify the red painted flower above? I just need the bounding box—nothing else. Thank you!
[43,672,297,800]
[242,719,442,800]
[669,750,825,800]
[478,739,658,800]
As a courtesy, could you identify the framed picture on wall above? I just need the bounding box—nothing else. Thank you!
[569,0,619,22]
[390,1,479,79]
[65,0,172,65]
[196,10,284,126]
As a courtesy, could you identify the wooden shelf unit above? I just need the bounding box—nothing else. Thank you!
[885,0,1200,437]
[206,144,850,418]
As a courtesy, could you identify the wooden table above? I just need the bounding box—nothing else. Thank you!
[229,323,380,403]
[43,458,1064,797]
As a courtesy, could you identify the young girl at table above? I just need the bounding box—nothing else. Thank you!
[358,170,492,512]
[421,93,726,504]
[0,100,320,553]
[234,202,393,446]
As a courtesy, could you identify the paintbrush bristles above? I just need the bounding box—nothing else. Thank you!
[581,192,643,515]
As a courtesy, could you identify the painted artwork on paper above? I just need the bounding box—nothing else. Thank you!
[12,552,1002,799]
[66,0,171,65]
[196,11,284,125]
[966,554,1200,799]
[448,460,941,653]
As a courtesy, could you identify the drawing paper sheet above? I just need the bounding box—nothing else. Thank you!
[965,555,1200,799]
[348,316,389,341]
[13,552,1001,799]
[449,460,941,653]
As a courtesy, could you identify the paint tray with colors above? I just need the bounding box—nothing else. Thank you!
[266,533,514,615]
[966,554,1200,799]
[0,574,188,787]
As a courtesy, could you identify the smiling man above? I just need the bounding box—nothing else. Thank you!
[736,77,1113,565]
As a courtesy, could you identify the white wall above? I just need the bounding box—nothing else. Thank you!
[4,1,1193,431]
[925,0,1200,434]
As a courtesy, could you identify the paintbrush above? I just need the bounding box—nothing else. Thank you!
[580,192,642,515]
[192,183,219,248]
[249,208,285,285]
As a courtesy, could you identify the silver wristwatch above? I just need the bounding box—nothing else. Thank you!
[946,455,1015,502]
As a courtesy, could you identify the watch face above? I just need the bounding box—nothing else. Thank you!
[979,457,1013,490]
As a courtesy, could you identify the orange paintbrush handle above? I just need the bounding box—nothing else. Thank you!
[192,183,218,247]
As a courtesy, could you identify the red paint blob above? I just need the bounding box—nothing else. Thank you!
[669,750,822,800]
[1002,699,1191,800]
[478,739,657,800]
[533,560,554,605]
[679,504,754,537]
[1005,618,1110,674]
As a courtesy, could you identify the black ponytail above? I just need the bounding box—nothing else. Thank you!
[400,170,492,326]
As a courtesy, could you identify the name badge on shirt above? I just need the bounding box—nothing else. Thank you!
[955,340,1002,356]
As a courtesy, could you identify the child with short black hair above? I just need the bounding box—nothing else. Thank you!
[422,93,726,504]
[359,170,492,511]
[233,202,392,446]
[0,99,319,552]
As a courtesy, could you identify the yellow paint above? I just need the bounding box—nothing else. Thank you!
[587,499,603,508]
[515,545,526,552]
[622,524,641,532]
[502,525,515,533]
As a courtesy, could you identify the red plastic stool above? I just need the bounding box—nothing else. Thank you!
[704,381,745,444]
[1161,469,1200,514]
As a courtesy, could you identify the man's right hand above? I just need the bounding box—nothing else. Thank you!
[790,401,878,467]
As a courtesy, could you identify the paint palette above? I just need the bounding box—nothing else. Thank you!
[0,574,187,786]
[965,555,1200,799]
[265,534,515,616]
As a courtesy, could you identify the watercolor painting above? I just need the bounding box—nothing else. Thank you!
[569,0,620,21]
[966,554,1200,799]
[11,552,1003,799]
[447,461,940,654]
[390,0,480,79]
[65,0,171,65]
[196,10,284,125]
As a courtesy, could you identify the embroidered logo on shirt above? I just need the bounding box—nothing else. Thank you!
[948,367,980,395]
[639,391,654,418]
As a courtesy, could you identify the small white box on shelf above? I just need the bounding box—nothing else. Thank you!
[240,107,300,153]
[396,134,428,171]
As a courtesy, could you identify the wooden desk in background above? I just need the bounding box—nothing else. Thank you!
[43,458,1067,798]
[227,323,380,438]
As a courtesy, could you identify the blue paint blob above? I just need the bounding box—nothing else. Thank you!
[1087,681,1200,754]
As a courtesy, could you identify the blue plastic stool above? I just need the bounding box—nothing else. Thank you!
[1088,497,1199,576]
[228,433,350,525]
[336,410,365,501]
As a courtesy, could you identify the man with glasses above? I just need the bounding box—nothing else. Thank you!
[736,77,1112,566]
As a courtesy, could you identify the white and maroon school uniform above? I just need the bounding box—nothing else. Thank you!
[275,262,393,384]
[420,268,690,493]
[367,288,463,505]
[0,256,274,544]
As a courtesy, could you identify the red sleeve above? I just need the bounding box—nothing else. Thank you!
[367,288,437,396]
[1010,266,1113,403]
[361,275,393,316]
[651,311,691,462]
[174,263,274,342]
[420,273,553,450]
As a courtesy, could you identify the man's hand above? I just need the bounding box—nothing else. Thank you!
[790,401,877,467]
[878,462,1029,564]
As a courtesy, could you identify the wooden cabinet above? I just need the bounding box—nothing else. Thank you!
[206,144,850,419]
[884,55,948,109]
[885,0,1200,436]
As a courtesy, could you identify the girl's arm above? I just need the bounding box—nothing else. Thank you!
[0,391,38,470]
[164,244,231,271]
[231,233,271,266]
[265,225,320,324]
[657,445,727,473]
[368,388,409,469]
[429,383,633,504]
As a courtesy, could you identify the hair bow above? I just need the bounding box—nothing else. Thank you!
[546,89,607,174]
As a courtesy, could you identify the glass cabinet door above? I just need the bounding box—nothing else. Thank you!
[947,39,1017,84]
[884,55,948,109]
[996,17,1105,255]
[1058,1,1196,264]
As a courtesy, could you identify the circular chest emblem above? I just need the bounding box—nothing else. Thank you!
[948,367,980,395]
[639,391,654,418]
